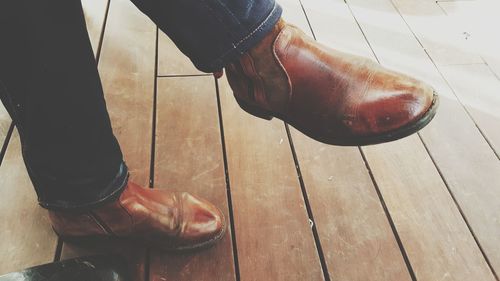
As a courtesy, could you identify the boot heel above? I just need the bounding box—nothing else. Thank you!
[235,98,274,120]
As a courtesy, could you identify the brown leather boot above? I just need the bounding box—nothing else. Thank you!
[48,182,225,251]
[225,19,439,146]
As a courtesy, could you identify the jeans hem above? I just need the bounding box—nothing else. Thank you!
[203,2,282,72]
[38,161,129,212]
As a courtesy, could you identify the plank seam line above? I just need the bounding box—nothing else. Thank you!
[293,3,336,279]
[149,27,159,189]
[357,148,417,281]
[418,134,499,281]
[298,0,317,43]
[481,58,500,81]
[424,48,500,160]
[302,0,415,279]
[285,124,331,281]
[145,28,159,281]
[344,0,381,63]
[436,1,500,81]
[386,0,499,160]
[214,77,241,281]
[0,122,15,167]
[53,238,63,262]
[95,0,111,63]
[348,1,498,278]
[342,0,418,279]
[436,2,448,15]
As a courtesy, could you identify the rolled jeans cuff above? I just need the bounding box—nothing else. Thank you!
[204,2,283,72]
[37,162,129,212]
[131,0,283,73]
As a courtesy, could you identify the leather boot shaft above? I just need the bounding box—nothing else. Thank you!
[224,19,438,146]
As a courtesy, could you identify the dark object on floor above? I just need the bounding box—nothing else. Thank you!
[0,255,130,281]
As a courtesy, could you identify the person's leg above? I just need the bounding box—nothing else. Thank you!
[0,0,224,251]
[130,0,438,146]
[129,0,282,73]
[0,0,126,210]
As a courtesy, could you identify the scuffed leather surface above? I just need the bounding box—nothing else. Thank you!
[49,182,225,250]
[226,20,436,144]
[274,25,433,137]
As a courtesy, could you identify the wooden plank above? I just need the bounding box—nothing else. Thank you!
[289,138,413,280]
[0,131,58,275]
[362,136,496,281]
[438,64,500,155]
[391,0,482,65]
[157,33,204,76]
[81,0,109,55]
[420,65,500,274]
[92,0,156,187]
[279,0,310,36]
[355,0,500,271]
[149,76,235,281]
[281,0,413,280]
[437,1,500,79]
[60,0,156,280]
[285,0,371,57]
[218,77,324,280]
[342,0,498,279]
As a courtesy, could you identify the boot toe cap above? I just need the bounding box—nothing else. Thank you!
[353,82,437,136]
[176,192,226,249]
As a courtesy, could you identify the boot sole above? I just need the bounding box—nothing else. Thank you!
[236,93,439,146]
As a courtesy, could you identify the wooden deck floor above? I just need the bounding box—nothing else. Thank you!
[1,0,499,280]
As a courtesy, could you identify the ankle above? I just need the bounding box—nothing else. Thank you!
[251,18,287,53]
[225,18,290,113]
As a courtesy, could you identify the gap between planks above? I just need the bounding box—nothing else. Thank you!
[343,0,499,279]
[294,0,416,279]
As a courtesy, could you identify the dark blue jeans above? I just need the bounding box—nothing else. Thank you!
[0,0,281,211]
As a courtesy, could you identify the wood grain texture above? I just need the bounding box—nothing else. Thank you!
[284,0,412,280]
[362,136,496,281]
[149,77,235,281]
[438,0,500,80]
[1,0,499,279]
[157,33,204,76]
[0,131,58,275]
[279,0,310,35]
[60,0,156,279]
[81,0,109,55]
[438,64,500,156]
[218,77,324,281]
[345,3,500,275]
[336,0,497,280]
[390,0,482,66]
[95,0,156,186]
[290,133,414,281]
